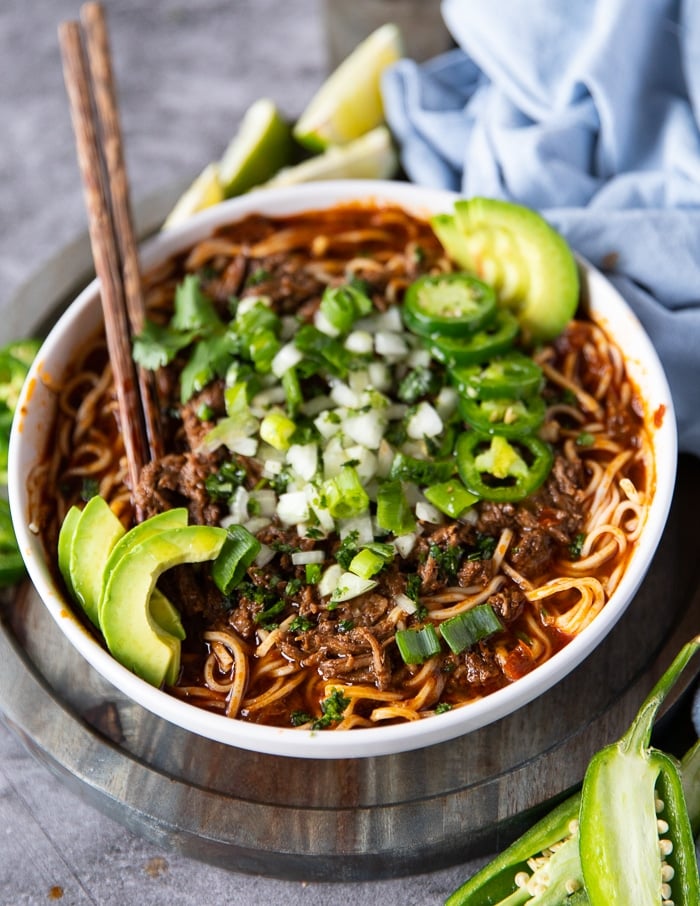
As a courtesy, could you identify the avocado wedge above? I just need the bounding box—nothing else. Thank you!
[98,506,189,637]
[57,504,81,598]
[431,198,579,343]
[100,525,226,688]
[69,495,125,628]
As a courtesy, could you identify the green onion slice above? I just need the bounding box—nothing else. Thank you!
[212,525,262,595]
[395,624,442,665]
[439,603,504,655]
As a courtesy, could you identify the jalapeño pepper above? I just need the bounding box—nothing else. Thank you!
[579,637,700,906]
[426,309,520,367]
[445,636,700,906]
[451,352,544,401]
[458,394,546,438]
[402,272,497,338]
[456,431,553,502]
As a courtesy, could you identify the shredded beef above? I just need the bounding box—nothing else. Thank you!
[159,566,227,623]
[134,452,225,525]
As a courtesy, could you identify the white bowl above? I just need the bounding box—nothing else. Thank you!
[8,180,677,759]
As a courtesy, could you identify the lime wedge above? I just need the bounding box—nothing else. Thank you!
[162,162,224,230]
[219,97,293,197]
[294,23,403,151]
[265,125,398,186]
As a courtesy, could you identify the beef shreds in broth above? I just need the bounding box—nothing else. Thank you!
[39,201,652,731]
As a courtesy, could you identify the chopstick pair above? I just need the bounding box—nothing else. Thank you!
[59,1,162,499]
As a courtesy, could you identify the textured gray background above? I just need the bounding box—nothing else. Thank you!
[0,1,484,903]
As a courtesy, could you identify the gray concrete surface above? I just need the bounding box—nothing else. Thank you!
[0,2,483,903]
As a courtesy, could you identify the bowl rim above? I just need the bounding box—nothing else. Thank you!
[8,179,678,759]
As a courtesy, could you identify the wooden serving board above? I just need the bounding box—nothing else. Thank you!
[0,195,698,881]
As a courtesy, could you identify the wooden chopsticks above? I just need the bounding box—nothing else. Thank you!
[59,2,162,499]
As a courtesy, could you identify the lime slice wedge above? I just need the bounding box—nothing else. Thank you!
[265,125,398,187]
[294,23,403,151]
[219,97,293,197]
[162,162,224,230]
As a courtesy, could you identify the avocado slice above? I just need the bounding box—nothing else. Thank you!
[69,496,126,627]
[57,505,81,597]
[431,198,579,343]
[99,506,189,638]
[100,525,226,688]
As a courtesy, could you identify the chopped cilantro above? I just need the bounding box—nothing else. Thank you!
[336,531,360,570]
[397,366,441,405]
[576,431,595,447]
[285,578,303,597]
[205,460,247,501]
[466,533,497,562]
[254,598,286,629]
[289,614,314,633]
[569,532,586,560]
[435,702,452,714]
[312,688,351,729]
[337,619,354,633]
[429,543,464,581]
[247,267,272,286]
[290,710,312,727]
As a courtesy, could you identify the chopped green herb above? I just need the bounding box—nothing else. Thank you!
[255,598,286,629]
[336,531,360,570]
[569,532,586,560]
[247,267,272,286]
[435,702,452,714]
[429,543,464,580]
[397,366,441,404]
[81,477,99,501]
[338,619,354,633]
[285,578,303,597]
[576,431,595,447]
[312,688,351,729]
[289,614,314,633]
[466,533,498,562]
[290,710,312,727]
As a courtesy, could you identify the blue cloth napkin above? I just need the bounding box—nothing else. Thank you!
[382,0,700,458]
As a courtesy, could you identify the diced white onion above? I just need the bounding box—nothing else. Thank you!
[393,592,418,614]
[348,369,371,394]
[262,458,283,478]
[376,439,395,478]
[322,435,347,479]
[337,513,374,544]
[331,573,378,603]
[367,361,391,392]
[314,408,345,439]
[286,442,318,481]
[242,516,272,535]
[301,394,333,417]
[344,330,374,354]
[358,306,401,333]
[254,544,276,568]
[249,489,277,517]
[251,385,287,411]
[309,495,336,534]
[375,331,408,357]
[416,500,443,524]
[228,436,258,457]
[407,401,443,439]
[271,342,303,377]
[276,490,309,525]
[435,385,459,419]
[228,486,249,523]
[393,532,418,558]
[291,550,326,566]
[236,294,272,317]
[329,380,360,409]
[343,410,386,450]
[318,563,343,597]
[342,444,378,482]
[408,348,432,369]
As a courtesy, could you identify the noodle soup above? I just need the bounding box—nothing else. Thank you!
[10,182,675,758]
